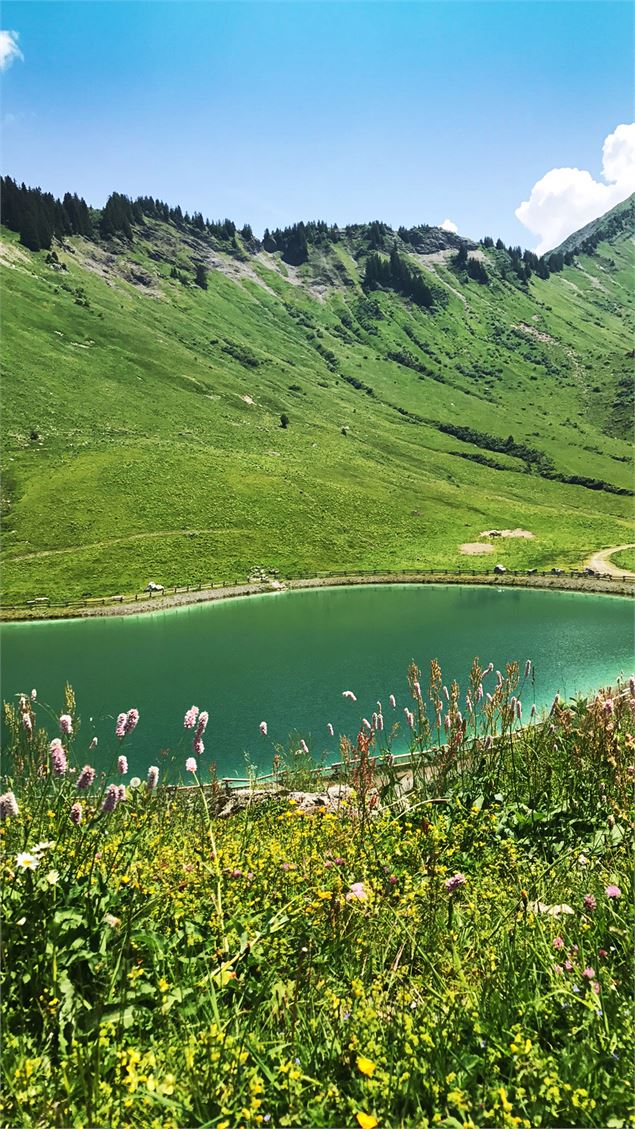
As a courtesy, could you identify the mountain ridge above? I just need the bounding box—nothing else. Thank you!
[1,187,633,603]
[548,193,635,259]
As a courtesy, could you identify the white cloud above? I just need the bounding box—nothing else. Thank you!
[515,123,635,254]
[0,30,23,71]
[439,218,458,233]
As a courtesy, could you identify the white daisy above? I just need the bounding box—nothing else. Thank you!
[16,852,39,870]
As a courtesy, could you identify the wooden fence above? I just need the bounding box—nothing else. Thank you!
[0,566,626,614]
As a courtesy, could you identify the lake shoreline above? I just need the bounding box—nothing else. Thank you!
[2,569,634,623]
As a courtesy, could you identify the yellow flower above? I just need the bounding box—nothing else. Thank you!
[356,1114,378,1129]
[357,1055,376,1076]
[498,1087,513,1114]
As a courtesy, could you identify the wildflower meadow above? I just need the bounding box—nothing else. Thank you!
[1,663,633,1129]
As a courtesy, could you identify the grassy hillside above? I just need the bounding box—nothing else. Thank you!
[1,199,633,603]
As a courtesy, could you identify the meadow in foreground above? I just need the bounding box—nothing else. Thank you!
[1,663,633,1129]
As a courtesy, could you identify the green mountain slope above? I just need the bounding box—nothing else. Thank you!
[1,198,633,602]
[548,192,635,258]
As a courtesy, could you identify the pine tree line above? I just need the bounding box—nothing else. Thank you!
[479,236,574,283]
[2,175,621,284]
[1,177,92,251]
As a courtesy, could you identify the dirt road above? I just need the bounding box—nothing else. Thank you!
[585,544,635,579]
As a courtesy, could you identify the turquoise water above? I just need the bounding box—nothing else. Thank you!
[1,584,633,780]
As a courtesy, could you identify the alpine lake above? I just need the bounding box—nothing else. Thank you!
[1,584,633,781]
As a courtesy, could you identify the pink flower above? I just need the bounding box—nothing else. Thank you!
[184,705,200,729]
[0,791,19,820]
[59,714,73,736]
[553,937,565,950]
[195,711,209,738]
[476,684,483,702]
[115,713,127,738]
[583,894,596,911]
[193,737,204,756]
[377,713,384,731]
[300,739,309,755]
[50,744,67,776]
[564,959,574,972]
[259,721,268,736]
[118,755,128,775]
[147,766,159,790]
[605,884,621,899]
[70,802,83,825]
[342,690,357,701]
[413,680,422,699]
[327,722,334,736]
[515,700,522,721]
[22,713,32,735]
[604,698,614,716]
[591,980,601,994]
[444,873,467,894]
[124,708,139,734]
[404,708,414,729]
[346,881,367,902]
[77,764,96,790]
[553,964,564,975]
[118,785,127,802]
[186,757,197,773]
[101,784,120,814]
[583,966,595,979]
[389,694,396,708]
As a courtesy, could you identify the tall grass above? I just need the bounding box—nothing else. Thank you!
[1,664,633,1128]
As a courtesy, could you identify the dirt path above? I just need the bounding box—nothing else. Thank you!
[6,528,229,563]
[2,570,633,622]
[585,544,635,578]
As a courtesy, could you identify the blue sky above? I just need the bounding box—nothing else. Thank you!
[1,2,634,247]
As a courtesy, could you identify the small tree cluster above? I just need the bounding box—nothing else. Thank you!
[363,248,435,308]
